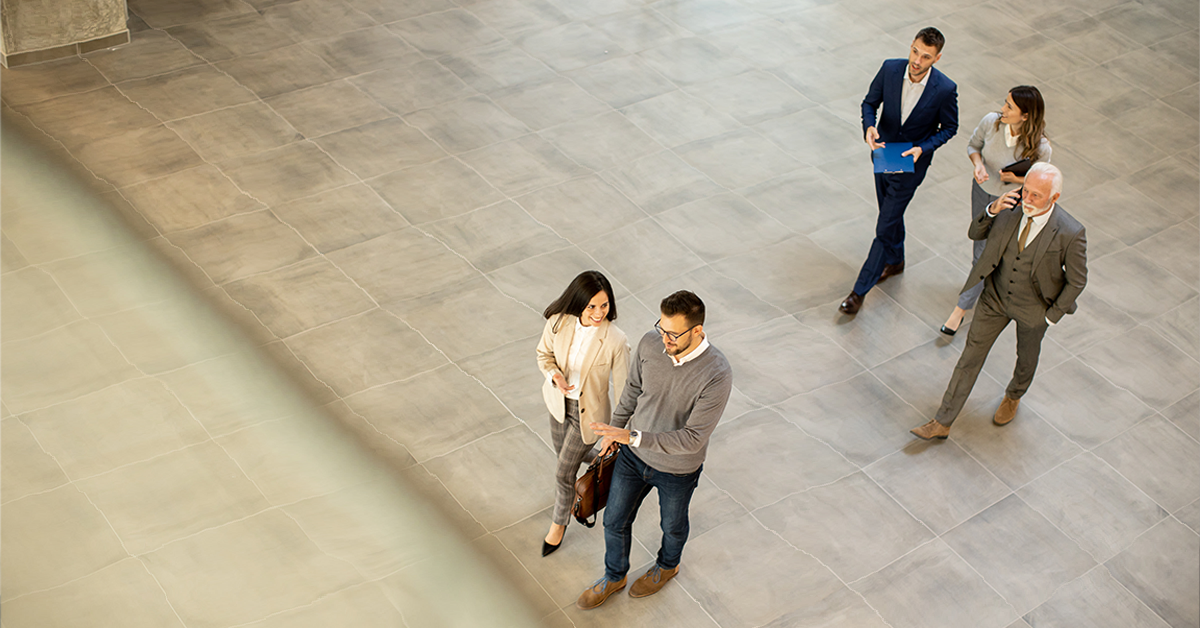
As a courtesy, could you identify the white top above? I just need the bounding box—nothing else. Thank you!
[899,66,930,125]
[564,319,598,400]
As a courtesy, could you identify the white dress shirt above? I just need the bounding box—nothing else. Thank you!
[899,67,930,125]
[563,319,598,400]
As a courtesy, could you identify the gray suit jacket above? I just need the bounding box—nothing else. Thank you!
[962,203,1088,324]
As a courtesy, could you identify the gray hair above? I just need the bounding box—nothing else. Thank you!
[1027,162,1062,197]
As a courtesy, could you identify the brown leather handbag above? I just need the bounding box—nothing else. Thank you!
[572,448,619,527]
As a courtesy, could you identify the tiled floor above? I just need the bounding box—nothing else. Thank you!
[2,0,1197,626]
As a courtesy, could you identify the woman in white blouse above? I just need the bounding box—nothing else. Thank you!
[941,85,1052,335]
[536,271,629,556]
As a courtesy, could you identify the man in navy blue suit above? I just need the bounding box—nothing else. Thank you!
[839,27,959,315]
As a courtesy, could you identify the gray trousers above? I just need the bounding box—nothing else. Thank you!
[958,180,996,311]
[550,398,592,526]
[934,287,1048,426]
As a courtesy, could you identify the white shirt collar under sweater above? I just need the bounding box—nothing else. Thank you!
[667,335,710,367]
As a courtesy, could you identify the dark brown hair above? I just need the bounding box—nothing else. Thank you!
[543,270,617,322]
[993,85,1048,163]
[915,27,945,53]
[660,290,705,328]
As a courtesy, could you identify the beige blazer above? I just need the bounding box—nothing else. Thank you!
[536,314,630,445]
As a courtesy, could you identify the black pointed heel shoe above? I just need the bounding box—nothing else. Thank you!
[542,529,565,557]
[939,324,957,336]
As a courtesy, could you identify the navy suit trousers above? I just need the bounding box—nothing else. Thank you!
[853,166,929,295]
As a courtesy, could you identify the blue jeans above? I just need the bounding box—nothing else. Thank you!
[603,447,702,582]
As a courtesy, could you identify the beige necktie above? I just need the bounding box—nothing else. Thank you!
[1018,217,1032,253]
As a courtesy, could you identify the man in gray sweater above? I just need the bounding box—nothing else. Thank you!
[579,290,733,610]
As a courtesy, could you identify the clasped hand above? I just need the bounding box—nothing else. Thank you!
[865,127,921,161]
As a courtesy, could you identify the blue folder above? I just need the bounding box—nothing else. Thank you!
[872,142,915,173]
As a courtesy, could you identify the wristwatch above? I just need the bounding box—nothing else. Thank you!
[628,430,639,446]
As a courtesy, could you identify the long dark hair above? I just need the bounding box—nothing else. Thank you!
[994,85,1047,163]
[543,271,618,327]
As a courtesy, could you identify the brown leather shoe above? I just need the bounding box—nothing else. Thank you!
[993,396,1020,425]
[838,291,863,314]
[879,261,905,282]
[630,565,679,598]
[576,577,626,610]
[911,419,950,440]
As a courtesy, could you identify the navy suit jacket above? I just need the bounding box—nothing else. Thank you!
[861,58,959,170]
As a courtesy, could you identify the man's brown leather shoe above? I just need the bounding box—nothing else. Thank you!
[576,577,626,610]
[630,565,679,598]
[993,396,1020,425]
[838,292,863,314]
[879,261,905,281]
[911,419,950,440]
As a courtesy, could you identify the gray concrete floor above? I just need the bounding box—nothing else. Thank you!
[2,0,1198,626]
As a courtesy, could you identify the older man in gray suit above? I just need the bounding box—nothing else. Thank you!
[913,162,1086,440]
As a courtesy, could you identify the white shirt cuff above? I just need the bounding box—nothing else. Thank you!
[1046,317,1056,326]
[630,431,642,447]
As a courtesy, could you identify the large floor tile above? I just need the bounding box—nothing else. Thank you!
[949,400,1084,490]
[620,89,742,149]
[491,76,610,131]
[757,472,933,582]
[243,582,406,628]
[0,320,140,416]
[485,245,606,314]
[215,44,342,99]
[314,117,446,180]
[628,472,750,555]
[384,276,543,361]
[755,106,864,168]
[389,9,504,56]
[437,41,557,93]
[155,351,308,436]
[1081,326,1198,411]
[12,86,160,149]
[75,125,205,188]
[405,95,532,153]
[638,37,753,86]
[600,150,725,215]
[1,485,128,598]
[458,135,587,197]
[223,257,375,339]
[366,158,505,224]
[0,57,110,107]
[118,65,257,122]
[21,378,208,480]
[0,418,69,504]
[272,183,408,253]
[540,111,661,172]
[675,128,803,190]
[515,22,626,73]
[285,309,447,397]
[635,264,787,337]
[739,167,874,235]
[712,235,854,313]
[684,514,846,627]
[424,200,569,273]
[141,510,362,628]
[655,192,791,261]
[261,0,377,42]
[567,55,677,109]
[944,495,1096,614]
[774,372,930,467]
[1161,390,1199,442]
[126,0,255,29]
[84,29,205,83]
[343,364,518,461]
[579,217,705,293]
[350,61,476,116]
[1105,518,1200,628]
[1022,358,1156,449]
[1024,566,1174,628]
[168,210,318,284]
[1020,452,1168,563]
[327,227,479,303]
[865,440,1011,535]
[871,338,1005,418]
[1094,415,1200,514]
[0,558,186,628]
[704,408,857,511]
[1,266,81,342]
[1148,296,1200,362]
[516,174,647,241]
[266,80,392,139]
[684,70,814,126]
[120,164,265,234]
[425,426,556,531]
[853,538,1016,628]
[165,11,297,62]
[720,316,864,404]
[796,294,936,369]
[217,141,357,207]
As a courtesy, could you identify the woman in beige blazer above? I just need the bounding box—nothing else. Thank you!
[536,271,629,557]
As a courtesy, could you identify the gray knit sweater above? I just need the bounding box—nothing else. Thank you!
[610,331,734,474]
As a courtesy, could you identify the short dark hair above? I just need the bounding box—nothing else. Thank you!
[915,27,945,53]
[660,290,705,328]
[543,270,618,321]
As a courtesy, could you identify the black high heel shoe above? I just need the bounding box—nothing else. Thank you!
[542,530,565,557]
[939,324,957,336]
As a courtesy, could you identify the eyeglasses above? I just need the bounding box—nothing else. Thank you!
[655,321,697,341]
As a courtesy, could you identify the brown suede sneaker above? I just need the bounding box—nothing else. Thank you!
[576,577,626,610]
[993,396,1020,425]
[630,565,679,598]
[910,419,950,440]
